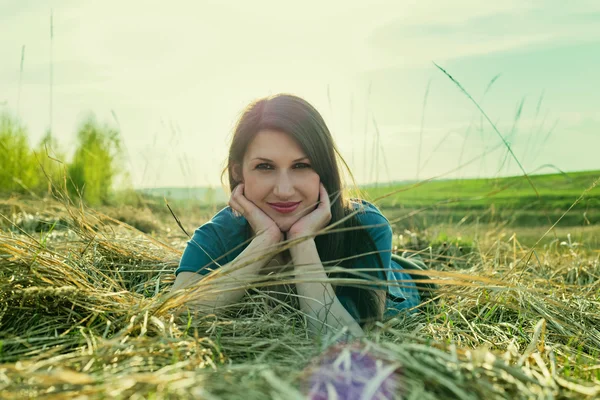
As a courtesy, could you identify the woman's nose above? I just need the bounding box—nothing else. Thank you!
[273,173,295,198]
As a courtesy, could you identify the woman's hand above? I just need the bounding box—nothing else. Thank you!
[229,183,283,243]
[287,183,332,239]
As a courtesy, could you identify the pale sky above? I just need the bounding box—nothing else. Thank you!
[1,0,599,188]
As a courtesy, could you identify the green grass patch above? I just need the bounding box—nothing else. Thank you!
[363,170,600,228]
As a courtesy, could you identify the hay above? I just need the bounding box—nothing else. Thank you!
[1,197,599,399]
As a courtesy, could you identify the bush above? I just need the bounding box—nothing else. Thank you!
[0,113,39,194]
[67,116,122,205]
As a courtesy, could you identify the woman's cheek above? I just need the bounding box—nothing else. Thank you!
[242,173,266,203]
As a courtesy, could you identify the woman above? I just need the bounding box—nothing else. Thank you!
[171,94,426,338]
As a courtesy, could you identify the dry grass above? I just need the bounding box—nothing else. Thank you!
[0,196,599,399]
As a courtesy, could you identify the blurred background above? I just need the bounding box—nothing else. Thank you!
[0,1,598,245]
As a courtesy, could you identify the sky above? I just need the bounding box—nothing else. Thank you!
[1,0,599,189]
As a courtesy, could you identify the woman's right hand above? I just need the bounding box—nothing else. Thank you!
[229,183,283,243]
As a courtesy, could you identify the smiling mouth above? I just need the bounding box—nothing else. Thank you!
[267,202,301,214]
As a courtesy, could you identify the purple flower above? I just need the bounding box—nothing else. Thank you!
[301,342,402,399]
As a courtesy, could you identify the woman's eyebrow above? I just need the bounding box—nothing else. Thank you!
[252,157,309,162]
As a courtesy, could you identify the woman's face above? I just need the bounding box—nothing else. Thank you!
[239,129,320,233]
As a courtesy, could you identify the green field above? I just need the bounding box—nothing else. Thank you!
[365,170,600,208]
[362,170,600,229]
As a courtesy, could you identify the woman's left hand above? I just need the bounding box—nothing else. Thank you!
[287,182,332,239]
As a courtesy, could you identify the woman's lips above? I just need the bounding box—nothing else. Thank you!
[268,202,301,214]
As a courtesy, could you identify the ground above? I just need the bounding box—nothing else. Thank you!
[0,190,599,399]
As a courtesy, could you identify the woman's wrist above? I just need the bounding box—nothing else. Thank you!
[255,227,283,245]
[288,237,323,270]
[287,233,315,248]
[286,229,314,242]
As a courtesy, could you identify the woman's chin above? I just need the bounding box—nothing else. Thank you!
[274,215,300,233]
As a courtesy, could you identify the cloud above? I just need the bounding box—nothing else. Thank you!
[365,3,600,69]
[0,0,52,22]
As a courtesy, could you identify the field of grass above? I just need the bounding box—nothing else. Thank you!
[1,188,599,399]
[366,170,600,208]
[362,170,600,231]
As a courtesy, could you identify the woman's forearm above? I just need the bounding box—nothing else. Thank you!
[289,238,365,338]
[171,232,281,314]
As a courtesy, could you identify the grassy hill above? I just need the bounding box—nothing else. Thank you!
[361,170,600,228]
[364,170,600,209]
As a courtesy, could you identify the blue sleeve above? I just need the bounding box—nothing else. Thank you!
[356,209,419,307]
[352,210,393,291]
[175,207,246,277]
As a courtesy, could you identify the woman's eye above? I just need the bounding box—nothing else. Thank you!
[294,163,311,169]
[255,163,273,170]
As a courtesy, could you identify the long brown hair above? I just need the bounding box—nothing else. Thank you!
[221,93,384,325]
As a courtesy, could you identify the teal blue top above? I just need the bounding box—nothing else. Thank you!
[176,199,420,320]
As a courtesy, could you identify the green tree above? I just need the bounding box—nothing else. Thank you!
[0,113,39,194]
[67,116,122,205]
